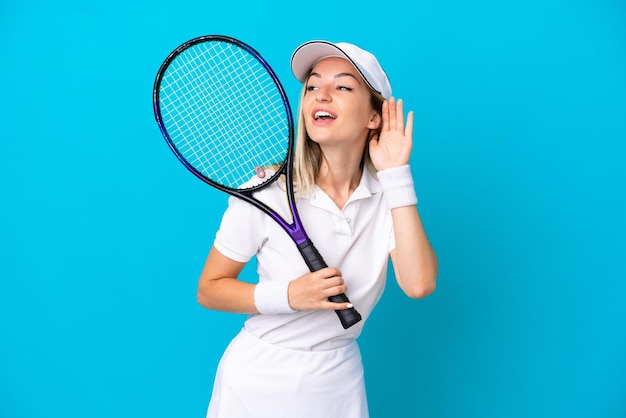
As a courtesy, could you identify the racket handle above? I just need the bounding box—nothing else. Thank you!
[297,239,362,329]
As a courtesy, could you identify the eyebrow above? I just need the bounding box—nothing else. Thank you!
[308,72,362,83]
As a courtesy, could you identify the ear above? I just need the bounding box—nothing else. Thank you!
[366,111,381,130]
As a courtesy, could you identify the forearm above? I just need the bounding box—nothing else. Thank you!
[197,277,258,314]
[390,205,438,298]
[196,246,258,314]
[377,165,438,297]
[197,246,298,315]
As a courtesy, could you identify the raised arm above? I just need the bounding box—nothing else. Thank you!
[369,98,438,298]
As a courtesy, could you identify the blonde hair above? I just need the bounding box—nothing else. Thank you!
[293,77,385,197]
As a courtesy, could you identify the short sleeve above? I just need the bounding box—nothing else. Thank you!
[214,196,264,263]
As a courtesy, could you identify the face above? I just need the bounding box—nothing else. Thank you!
[302,57,380,148]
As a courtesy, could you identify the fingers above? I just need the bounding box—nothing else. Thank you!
[405,110,414,139]
[393,98,404,131]
[287,268,353,311]
[374,97,414,170]
[387,97,397,131]
[315,271,348,299]
[382,97,409,133]
[381,98,390,131]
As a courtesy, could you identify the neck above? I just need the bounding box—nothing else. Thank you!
[315,151,363,209]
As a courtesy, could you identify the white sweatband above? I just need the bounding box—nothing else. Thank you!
[377,165,418,209]
[254,281,297,314]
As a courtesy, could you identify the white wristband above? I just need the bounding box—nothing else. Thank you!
[254,281,297,314]
[377,165,418,209]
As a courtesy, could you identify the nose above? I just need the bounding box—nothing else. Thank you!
[315,85,331,102]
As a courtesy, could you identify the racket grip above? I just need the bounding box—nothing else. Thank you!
[297,239,363,329]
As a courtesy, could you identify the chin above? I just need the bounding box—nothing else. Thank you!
[306,131,331,144]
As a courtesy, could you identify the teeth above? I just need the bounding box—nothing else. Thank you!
[314,111,335,120]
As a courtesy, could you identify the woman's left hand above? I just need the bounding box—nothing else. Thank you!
[369,97,414,171]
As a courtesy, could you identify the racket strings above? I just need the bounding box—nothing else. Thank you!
[163,47,249,181]
[158,40,290,189]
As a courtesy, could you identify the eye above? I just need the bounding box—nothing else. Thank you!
[337,86,353,91]
[306,85,319,91]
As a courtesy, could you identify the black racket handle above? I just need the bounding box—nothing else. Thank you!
[297,239,362,329]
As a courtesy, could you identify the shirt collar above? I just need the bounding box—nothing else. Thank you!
[350,168,381,200]
[303,168,382,209]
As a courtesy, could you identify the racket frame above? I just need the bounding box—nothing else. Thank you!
[153,35,361,328]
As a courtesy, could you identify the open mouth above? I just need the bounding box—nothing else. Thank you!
[313,110,337,121]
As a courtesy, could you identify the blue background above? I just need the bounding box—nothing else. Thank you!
[1,0,625,417]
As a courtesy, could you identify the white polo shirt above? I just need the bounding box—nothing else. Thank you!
[213,169,395,351]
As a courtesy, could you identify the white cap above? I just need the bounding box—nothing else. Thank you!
[291,40,392,99]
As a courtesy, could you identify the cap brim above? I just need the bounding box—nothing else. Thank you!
[290,41,351,82]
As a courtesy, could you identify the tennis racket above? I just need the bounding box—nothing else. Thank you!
[152,35,361,329]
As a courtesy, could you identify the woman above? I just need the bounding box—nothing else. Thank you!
[199,40,438,418]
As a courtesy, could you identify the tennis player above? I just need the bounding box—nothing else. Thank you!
[198,39,438,418]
